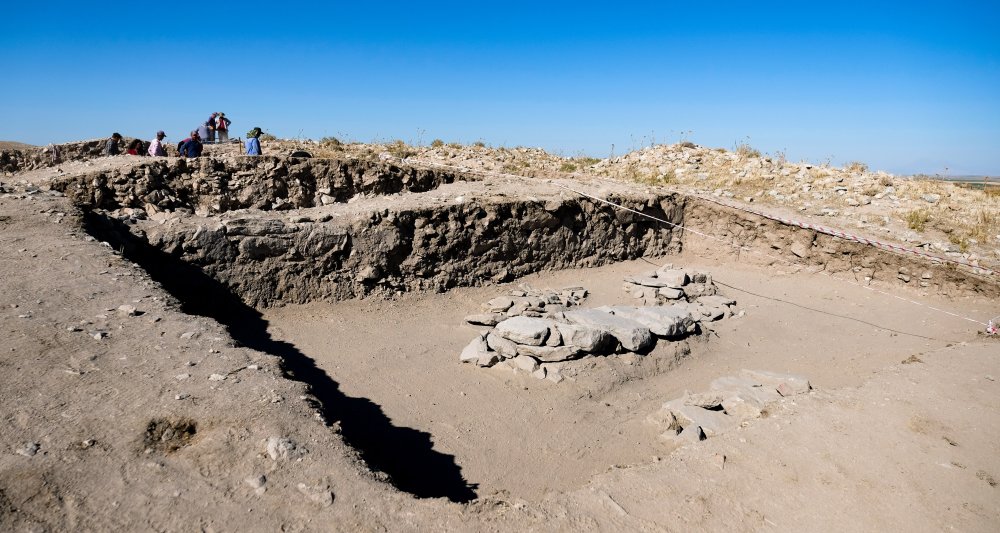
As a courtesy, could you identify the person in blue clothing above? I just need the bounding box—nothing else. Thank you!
[245,127,263,156]
[178,131,204,158]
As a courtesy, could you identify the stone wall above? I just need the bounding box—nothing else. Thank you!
[52,156,468,215]
[88,193,684,308]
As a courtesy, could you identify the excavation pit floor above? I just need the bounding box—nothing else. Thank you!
[261,253,997,500]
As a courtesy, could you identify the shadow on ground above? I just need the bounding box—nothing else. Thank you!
[83,212,478,503]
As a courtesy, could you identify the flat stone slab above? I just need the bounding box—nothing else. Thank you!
[515,344,581,362]
[624,275,671,288]
[740,369,811,394]
[486,333,518,359]
[554,322,615,353]
[607,305,695,338]
[459,335,497,367]
[697,295,736,307]
[464,313,505,326]
[656,269,689,288]
[563,309,654,352]
[494,316,554,346]
[661,397,738,437]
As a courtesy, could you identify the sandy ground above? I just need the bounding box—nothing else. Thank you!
[2,157,999,530]
[263,253,999,506]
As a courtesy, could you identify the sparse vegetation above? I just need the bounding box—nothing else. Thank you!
[260,133,277,141]
[473,141,486,148]
[431,139,444,148]
[735,140,761,159]
[559,162,578,173]
[845,161,869,173]
[320,136,342,146]
[905,209,931,232]
[387,140,417,159]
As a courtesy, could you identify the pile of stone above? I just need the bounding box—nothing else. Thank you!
[463,284,588,326]
[459,287,699,382]
[648,369,812,446]
[623,264,738,322]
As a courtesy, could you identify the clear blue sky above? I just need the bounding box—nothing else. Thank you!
[2,1,998,175]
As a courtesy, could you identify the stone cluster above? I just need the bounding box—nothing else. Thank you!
[464,284,588,326]
[623,264,738,321]
[459,286,704,382]
[648,369,812,446]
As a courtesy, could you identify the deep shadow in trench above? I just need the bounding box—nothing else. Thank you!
[83,212,478,503]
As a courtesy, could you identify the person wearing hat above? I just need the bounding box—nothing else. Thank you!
[103,132,122,156]
[178,130,204,158]
[216,112,232,143]
[148,131,168,156]
[245,127,263,156]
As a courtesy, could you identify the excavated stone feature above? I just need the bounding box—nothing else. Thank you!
[651,370,812,447]
[604,305,696,338]
[562,309,654,352]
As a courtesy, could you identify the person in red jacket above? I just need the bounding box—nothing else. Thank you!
[216,112,232,143]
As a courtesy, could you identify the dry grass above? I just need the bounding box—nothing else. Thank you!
[905,209,931,232]
[845,161,869,173]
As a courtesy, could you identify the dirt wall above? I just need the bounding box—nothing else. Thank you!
[51,156,469,214]
[681,198,1000,300]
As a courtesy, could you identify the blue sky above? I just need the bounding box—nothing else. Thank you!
[1,1,998,175]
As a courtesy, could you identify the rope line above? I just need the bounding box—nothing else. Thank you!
[400,157,998,332]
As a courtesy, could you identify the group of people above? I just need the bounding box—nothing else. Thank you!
[102,113,266,158]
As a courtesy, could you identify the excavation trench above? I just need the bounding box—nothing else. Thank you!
[69,157,1000,501]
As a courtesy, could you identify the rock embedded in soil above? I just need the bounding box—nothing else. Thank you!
[494,316,554,346]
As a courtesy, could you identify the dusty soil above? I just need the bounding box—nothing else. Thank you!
[1,146,998,531]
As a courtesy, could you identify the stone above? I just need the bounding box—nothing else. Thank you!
[624,275,671,288]
[657,287,683,299]
[922,193,941,204]
[721,394,763,421]
[512,355,540,373]
[697,295,736,307]
[531,367,547,380]
[494,316,553,346]
[790,242,810,257]
[266,437,297,460]
[460,335,497,367]
[685,391,727,409]
[709,376,758,391]
[607,305,695,338]
[208,373,227,381]
[660,397,738,437]
[658,425,704,446]
[464,313,505,326]
[740,369,811,394]
[485,297,514,312]
[563,309,653,352]
[16,442,40,457]
[486,333,518,359]
[515,344,581,362]
[297,483,335,508]
[646,407,678,428]
[245,474,267,490]
[656,269,688,288]
[180,331,198,340]
[117,304,138,317]
[544,327,563,347]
